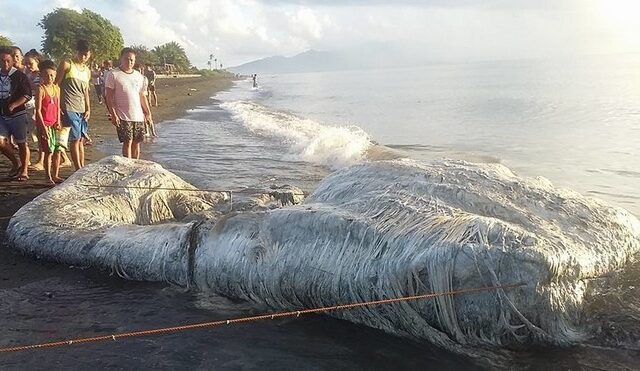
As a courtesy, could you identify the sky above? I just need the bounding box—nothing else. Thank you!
[2,0,640,68]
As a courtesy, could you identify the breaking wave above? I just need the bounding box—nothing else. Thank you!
[220,101,373,169]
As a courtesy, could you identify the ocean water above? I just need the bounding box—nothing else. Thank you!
[150,54,640,217]
[144,55,640,368]
[4,56,640,370]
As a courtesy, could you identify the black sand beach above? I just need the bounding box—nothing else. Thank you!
[0,75,481,371]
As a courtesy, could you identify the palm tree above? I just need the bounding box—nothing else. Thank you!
[130,44,159,66]
[152,41,191,72]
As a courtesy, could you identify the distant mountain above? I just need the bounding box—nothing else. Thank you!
[229,48,418,74]
[229,50,337,74]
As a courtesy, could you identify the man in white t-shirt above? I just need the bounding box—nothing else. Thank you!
[104,47,152,159]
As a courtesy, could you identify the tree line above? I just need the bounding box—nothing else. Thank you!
[1,8,195,73]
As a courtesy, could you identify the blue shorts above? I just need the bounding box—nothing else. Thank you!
[63,111,88,141]
[0,114,28,144]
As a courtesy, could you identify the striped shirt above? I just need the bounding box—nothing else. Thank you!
[0,67,31,117]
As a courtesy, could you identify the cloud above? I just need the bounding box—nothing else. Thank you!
[256,0,579,10]
[1,0,639,68]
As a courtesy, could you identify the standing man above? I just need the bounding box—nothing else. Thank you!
[56,39,91,170]
[91,63,103,104]
[144,65,157,107]
[0,47,32,180]
[105,48,152,159]
[101,60,113,114]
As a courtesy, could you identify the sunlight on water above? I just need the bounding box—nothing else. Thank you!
[234,56,640,216]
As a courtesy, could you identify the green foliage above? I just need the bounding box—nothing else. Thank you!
[194,68,233,77]
[152,41,191,72]
[81,9,124,63]
[130,44,159,66]
[39,8,124,63]
[0,34,13,47]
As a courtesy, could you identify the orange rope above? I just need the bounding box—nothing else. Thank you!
[0,282,524,354]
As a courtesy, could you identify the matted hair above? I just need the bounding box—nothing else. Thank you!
[25,49,42,63]
[120,47,136,58]
[76,39,90,53]
[39,59,56,71]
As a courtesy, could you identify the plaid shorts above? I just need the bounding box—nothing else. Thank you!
[116,120,145,143]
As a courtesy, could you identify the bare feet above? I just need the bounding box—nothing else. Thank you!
[29,163,45,171]
[53,176,65,184]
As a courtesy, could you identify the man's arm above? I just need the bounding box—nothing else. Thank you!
[140,75,152,122]
[56,87,61,129]
[83,83,91,121]
[7,96,29,113]
[8,75,32,113]
[140,90,152,123]
[105,87,119,126]
[54,60,70,86]
[55,60,70,113]
[104,71,119,126]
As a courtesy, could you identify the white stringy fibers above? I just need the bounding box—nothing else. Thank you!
[7,156,640,364]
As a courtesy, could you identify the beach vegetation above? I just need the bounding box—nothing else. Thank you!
[0,35,12,47]
[193,68,231,77]
[130,44,159,66]
[152,42,191,72]
[39,8,124,63]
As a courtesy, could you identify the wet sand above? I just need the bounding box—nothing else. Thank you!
[0,75,235,289]
[0,75,481,371]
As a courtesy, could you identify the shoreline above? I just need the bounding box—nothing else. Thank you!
[0,75,236,289]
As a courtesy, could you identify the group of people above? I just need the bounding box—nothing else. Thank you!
[0,40,158,184]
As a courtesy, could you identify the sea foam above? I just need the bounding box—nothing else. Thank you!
[221,101,372,169]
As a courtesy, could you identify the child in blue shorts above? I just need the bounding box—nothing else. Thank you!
[56,39,91,171]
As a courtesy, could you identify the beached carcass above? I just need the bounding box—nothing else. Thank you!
[6,156,640,362]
